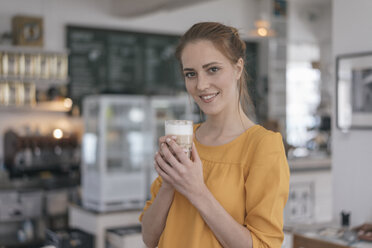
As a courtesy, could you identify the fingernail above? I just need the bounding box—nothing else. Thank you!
[183,148,188,153]
[166,138,171,143]
[171,136,177,140]
[161,143,164,147]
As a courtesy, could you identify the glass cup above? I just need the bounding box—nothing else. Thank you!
[164,120,193,158]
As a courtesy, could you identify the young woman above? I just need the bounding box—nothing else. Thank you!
[140,22,290,248]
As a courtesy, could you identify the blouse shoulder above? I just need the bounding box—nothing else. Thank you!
[245,125,284,153]
[237,126,286,173]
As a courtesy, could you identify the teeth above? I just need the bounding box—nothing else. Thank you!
[202,93,217,100]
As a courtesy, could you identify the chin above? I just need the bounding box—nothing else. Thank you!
[198,105,222,116]
[193,96,223,116]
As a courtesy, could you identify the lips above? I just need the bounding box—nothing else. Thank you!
[199,92,219,103]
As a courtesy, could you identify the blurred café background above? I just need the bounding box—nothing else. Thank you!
[0,0,372,247]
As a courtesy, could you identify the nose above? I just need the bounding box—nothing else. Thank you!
[196,73,210,91]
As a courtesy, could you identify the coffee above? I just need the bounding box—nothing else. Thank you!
[164,120,193,158]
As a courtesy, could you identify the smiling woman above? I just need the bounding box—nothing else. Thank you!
[176,23,252,119]
[180,40,244,117]
[140,22,290,248]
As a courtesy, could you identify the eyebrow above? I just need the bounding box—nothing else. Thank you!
[183,62,222,71]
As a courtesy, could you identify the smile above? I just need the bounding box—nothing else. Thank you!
[200,92,219,103]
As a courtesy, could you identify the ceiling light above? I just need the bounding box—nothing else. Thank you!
[250,20,276,38]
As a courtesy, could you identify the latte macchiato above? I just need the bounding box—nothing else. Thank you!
[165,120,193,158]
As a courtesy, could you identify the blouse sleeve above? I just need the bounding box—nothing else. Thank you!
[139,176,163,222]
[244,132,290,248]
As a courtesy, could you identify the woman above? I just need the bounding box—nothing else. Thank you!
[140,22,290,248]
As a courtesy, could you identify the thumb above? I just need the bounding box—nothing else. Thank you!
[191,142,201,163]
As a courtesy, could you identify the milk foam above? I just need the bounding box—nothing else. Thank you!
[165,120,193,135]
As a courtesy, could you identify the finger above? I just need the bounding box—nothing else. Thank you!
[160,142,183,170]
[158,136,176,157]
[158,136,167,148]
[191,142,201,163]
[165,137,190,165]
[158,135,177,148]
[154,155,167,173]
[154,161,173,183]
[155,151,176,177]
[158,144,165,157]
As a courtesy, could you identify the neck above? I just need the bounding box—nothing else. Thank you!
[203,104,254,136]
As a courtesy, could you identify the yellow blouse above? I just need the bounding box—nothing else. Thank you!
[139,124,290,248]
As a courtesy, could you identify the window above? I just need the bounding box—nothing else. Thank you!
[287,44,321,149]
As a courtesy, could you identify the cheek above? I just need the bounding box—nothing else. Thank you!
[219,74,237,94]
[185,82,202,104]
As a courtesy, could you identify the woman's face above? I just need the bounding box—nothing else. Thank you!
[181,40,243,117]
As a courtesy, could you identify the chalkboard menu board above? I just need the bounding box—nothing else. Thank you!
[67,26,184,106]
[66,25,259,112]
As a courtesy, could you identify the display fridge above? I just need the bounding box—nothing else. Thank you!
[81,94,194,212]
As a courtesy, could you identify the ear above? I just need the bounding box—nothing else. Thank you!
[234,58,244,80]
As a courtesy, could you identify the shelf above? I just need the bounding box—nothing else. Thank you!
[0,75,68,86]
[0,100,71,113]
[0,44,68,54]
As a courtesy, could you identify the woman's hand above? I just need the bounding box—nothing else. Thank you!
[155,135,177,191]
[154,138,206,202]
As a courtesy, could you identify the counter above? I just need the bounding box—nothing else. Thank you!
[288,157,331,172]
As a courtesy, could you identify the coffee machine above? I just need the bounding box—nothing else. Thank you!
[4,129,80,178]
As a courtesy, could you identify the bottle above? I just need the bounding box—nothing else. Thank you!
[340,211,357,244]
[341,211,350,228]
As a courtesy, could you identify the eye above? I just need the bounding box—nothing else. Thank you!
[209,67,220,73]
[184,72,196,78]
